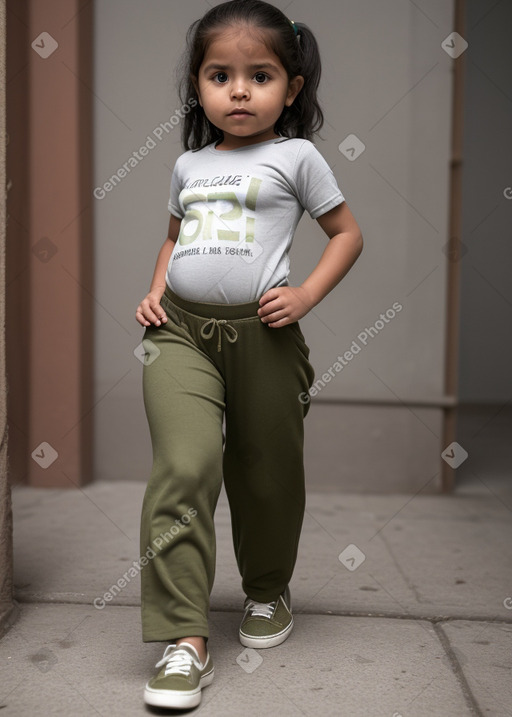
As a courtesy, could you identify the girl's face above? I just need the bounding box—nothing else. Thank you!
[193,26,304,150]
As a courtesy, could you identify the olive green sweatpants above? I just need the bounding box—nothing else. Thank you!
[140,283,315,642]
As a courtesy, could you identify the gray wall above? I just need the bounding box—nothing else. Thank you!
[458,0,512,403]
[93,1,457,490]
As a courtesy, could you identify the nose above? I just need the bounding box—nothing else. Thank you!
[230,77,250,100]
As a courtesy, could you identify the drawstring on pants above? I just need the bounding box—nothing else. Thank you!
[200,318,238,352]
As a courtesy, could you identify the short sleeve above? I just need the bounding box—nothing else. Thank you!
[293,141,345,219]
[168,156,184,218]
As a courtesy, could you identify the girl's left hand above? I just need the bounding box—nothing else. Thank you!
[257,286,316,328]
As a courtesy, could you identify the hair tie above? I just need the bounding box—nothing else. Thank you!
[289,19,299,37]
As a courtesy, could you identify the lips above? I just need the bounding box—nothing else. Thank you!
[228,109,253,116]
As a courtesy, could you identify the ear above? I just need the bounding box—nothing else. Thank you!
[285,75,304,107]
[191,74,202,107]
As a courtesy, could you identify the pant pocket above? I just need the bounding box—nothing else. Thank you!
[287,321,311,356]
[286,322,315,392]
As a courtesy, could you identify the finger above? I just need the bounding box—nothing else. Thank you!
[261,308,286,324]
[136,308,151,327]
[150,304,168,326]
[142,304,167,326]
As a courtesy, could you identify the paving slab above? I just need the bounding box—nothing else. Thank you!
[295,492,512,620]
[439,620,512,717]
[0,603,475,717]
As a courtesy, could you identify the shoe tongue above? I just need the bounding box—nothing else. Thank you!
[176,642,200,660]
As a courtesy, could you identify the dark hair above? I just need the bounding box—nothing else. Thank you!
[176,0,324,151]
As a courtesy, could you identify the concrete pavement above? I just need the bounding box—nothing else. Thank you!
[1,479,511,716]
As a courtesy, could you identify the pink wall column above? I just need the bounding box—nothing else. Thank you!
[7,0,93,487]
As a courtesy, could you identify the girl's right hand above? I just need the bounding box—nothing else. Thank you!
[135,288,168,327]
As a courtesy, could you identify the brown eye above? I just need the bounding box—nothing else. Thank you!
[254,72,268,83]
[214,72,228,83]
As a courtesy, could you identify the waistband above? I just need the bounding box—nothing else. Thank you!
[162,283,262,321]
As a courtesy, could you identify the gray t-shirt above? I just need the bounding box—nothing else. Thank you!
[166,136,345,303]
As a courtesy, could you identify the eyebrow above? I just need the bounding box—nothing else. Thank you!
[202,62,280,73]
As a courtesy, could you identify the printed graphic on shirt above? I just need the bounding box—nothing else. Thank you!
[173,174,263,263]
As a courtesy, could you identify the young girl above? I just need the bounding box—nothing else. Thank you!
[136,0,362,708]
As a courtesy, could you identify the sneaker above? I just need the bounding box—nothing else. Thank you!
[143,641,214,709]
[239,585,293,649]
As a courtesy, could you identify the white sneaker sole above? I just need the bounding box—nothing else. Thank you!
[143,666,214,709]
[239,616,294,649]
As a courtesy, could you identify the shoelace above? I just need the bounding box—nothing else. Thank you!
[155,644,202,677]
[245,599,277,619]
